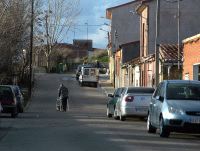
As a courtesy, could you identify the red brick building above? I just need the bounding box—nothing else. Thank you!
[182,34,200,80]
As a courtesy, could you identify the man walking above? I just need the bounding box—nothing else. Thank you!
[58,83,69,111]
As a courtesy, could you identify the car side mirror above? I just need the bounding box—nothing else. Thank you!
[115,94,120,97]
[156,96,164,102]
[107,94,114,98]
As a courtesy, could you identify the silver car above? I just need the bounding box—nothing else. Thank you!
[114,87,155,121]
[147,80,200,137]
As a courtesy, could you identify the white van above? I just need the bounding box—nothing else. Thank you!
[79,67,99,87]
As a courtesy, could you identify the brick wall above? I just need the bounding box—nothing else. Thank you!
[183,37,200,80]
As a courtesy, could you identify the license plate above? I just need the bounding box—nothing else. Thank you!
[190,118,200,124]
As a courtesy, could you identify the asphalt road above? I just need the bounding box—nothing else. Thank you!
[0,73,200,151]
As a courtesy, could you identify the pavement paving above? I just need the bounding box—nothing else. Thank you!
[98,74,115,96]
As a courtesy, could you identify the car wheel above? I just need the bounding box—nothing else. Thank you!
[147,114,156,133]
[106,106,112,118]
[159,117,170,137]
[113,108,119,120]
[119,111,126,121]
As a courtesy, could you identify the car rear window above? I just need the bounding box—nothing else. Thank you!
[84,69,89,75]
[127,88,154,93]
[90,69,96,76]
[0,86,13,99]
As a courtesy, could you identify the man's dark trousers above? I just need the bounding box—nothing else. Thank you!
[61,97,68,111]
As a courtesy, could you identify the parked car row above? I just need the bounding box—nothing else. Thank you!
[0,85,25,118]
[107,80,200,138]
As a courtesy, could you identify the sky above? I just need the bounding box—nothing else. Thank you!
[65,0,133,49]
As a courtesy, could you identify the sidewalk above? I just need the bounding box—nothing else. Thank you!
[99,76,115,96]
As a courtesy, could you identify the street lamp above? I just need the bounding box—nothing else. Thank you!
[99,28,110,43]
[101,23,117,88]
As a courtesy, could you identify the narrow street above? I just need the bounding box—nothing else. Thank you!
[0,73,200,151]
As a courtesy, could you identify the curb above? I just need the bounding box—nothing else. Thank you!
[99,82,115,97]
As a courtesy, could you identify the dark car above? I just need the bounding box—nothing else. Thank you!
[12,85,24,113]
[106,87,125,118]
[0,85,18,117]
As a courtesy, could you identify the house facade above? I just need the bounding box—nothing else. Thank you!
[182,34,200,80]
[136,0,200,87]
[106,0,141,88]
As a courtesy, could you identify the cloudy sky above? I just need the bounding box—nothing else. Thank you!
[65,0,133,49]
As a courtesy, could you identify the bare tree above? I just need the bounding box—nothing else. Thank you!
[38,0,80,72]
[0,0,42,84]
[0,0,27,82]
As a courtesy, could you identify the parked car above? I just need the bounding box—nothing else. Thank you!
[79,66,99,87]
[12,85,24,113]
[114,87,155,121]
[106,87,125,118]
[75,64,93,80]
[0,85,18,117]
[147,80,200,138]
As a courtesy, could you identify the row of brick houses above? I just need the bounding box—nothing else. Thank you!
[106,0,200,88]
[183,34,200,81]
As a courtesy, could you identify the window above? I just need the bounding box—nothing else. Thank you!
[90,69,96,76]
[166,83,200,100]
[153,82,163,97]
[127,88,154,93]
[198,65,200,80]
[84,69,89,75]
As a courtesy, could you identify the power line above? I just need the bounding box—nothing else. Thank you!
[50,23,104,27]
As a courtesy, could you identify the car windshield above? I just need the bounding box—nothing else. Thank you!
[166,83,200,100]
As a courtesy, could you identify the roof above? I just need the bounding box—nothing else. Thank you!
[54,43,76,49]
[106,0,142,19]
[120,41,140,64]
[164,80,200,84]
[182,33,200,44]
[159,44,183,63]
[120,41,140,47]
[135,0,153,14]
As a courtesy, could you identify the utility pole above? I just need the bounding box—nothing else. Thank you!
[113,30,118,88]
[29,0,34,96]
[85,22,88,40]
[155,0,160,86]
[177,0,180,72]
